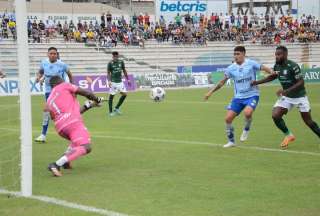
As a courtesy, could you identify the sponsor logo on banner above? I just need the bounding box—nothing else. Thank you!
[0,78,44,96]
[303,68,320,82]
[145,73,177,86]
[160,1,207,12]
[73,74,136,92]
[155,0,228,22]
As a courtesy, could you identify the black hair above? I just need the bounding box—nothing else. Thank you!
[112,51,119,56]
[48,47,58,52]
[234,46,246,54]
[276,46,288,53]
[49,75,64,87]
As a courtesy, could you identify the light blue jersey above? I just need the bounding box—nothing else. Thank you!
[40,59,69,93]
[225,59,261,99]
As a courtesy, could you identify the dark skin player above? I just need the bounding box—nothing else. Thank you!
[252,46,320,149]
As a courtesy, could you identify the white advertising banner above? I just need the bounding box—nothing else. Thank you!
[27,13,131,24]
[0,11,130,24]
[0,77,44,96]
[155,0,228,22]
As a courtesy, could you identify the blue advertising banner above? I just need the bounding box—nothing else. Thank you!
[177,64,229,73]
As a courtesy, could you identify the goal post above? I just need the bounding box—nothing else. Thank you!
[15,0,33,197]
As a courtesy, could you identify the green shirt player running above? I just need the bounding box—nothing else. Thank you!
[252,46,320,149]
[107,51,130,117]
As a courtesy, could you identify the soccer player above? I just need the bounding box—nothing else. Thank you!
[46,76,102,177]
[34,47,72,143]
[204,46,273,148]
[107,51,130,116]
[252,46,320,149]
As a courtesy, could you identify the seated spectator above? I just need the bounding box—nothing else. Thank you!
[274,33,281,44]
[86,30,95,41]
[32,27,40,43]
[74,30,81,42]
[123,33,129,46]
[81,31,87,43]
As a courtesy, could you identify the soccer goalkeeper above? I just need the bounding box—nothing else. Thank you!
[45,76,103,177]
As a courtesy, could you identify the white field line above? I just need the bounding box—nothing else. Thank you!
[128,99,320,107]
[0,127,319,157]
[0,127,319,215]
[0,189,129,216]
[1,100,320,107]
[91,133,320,157]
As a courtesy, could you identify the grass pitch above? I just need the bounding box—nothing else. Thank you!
[0,84,319,216]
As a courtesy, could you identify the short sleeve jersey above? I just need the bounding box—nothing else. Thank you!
[225,59,261,99]
[273,60,306,98]
[107,59,125,83]
[40,59,69,93]
[46,82,82,132]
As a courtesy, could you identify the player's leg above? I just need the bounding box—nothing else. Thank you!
[224,98,244,148]
[114,82,127,115]
[108,83,117,116]
[224,110,238,148]
[300,112,320,138]
[272,106,295,149]
[48,123,92,177]
[240,96,259,142]
[114,92,127,115]
[298,97,320,138]
[35,93,51,143]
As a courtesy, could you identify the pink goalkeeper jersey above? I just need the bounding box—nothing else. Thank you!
[46,82,82,132]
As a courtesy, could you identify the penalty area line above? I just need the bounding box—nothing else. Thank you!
[0,127,319,157]
[0,189,129,216]
[92,133,320,157]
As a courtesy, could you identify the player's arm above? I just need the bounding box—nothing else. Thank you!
[251,73,278,86]
[260,64,274,74]
[66,69,73,84]
[122,61,130,85]
[35,69,44,83]
[204,76,228,101]
[107,63,112,87]
[278,78,304,97]
[75,88,102,114]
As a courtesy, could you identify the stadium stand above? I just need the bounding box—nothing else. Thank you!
[1,36,320,77]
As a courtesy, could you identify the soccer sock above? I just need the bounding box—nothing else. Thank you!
[226,123,235,143]
[108,94,114,113]
[273,117,291,136]
[65,146,87,162]
[56,155,68,167]
[308,121,320,138]
[244,117,252,131]
[41,111,50,136]
[115,95,127,109]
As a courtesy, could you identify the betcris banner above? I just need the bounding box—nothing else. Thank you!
[0,77,44,96]
[155,0,227,22]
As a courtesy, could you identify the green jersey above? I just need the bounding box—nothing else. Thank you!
[108,59,125,83]
[273,60,306,98]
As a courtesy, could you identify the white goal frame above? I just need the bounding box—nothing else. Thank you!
[15,0,33,196]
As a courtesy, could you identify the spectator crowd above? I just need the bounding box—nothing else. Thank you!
[1,11,320,47]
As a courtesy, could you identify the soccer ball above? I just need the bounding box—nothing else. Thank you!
[150,87,165,102]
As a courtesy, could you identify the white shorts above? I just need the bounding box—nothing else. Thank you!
[274,96,311,113]
[109,82,127,95]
